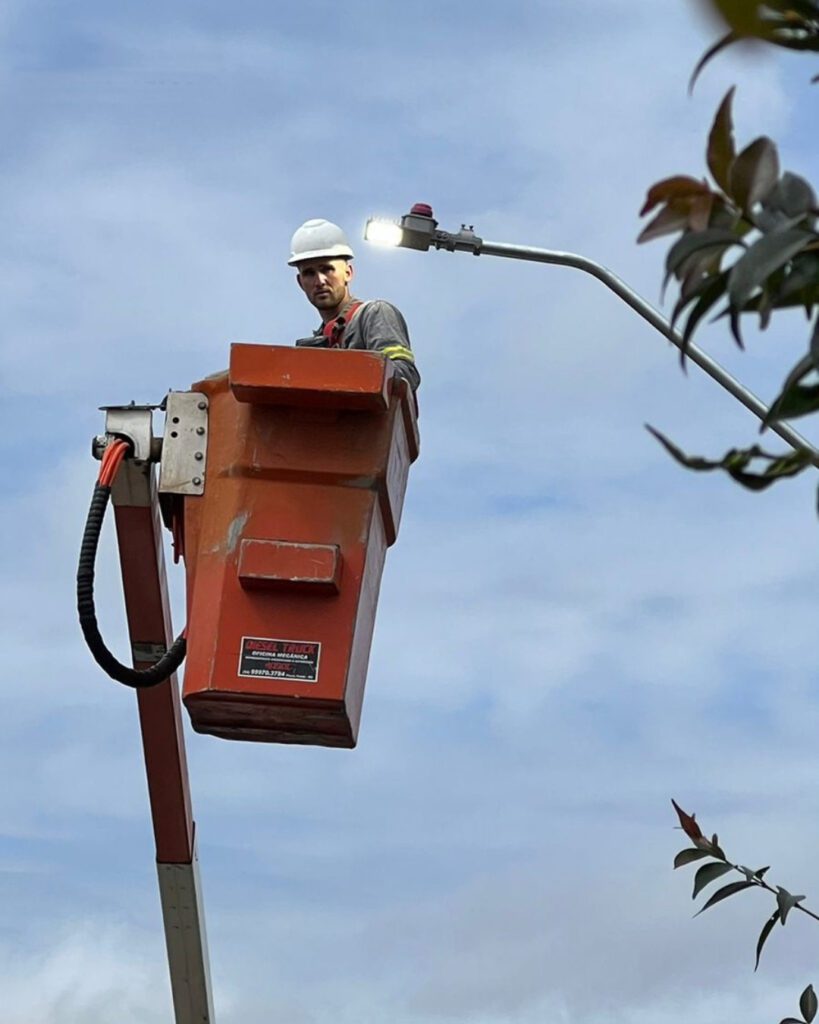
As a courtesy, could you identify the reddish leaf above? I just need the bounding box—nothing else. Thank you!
[708,88,737,193]
[689,192,715,231]
[671,799,704,841]
[641,177,712,216]
[638,204,690,243]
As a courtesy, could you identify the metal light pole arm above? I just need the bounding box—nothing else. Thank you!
[430,230,819,464]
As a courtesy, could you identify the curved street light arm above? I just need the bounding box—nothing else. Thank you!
[427,230,819,465]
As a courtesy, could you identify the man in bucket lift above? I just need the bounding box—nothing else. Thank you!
[290,219,420,393]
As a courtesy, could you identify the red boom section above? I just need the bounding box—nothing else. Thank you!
[112,483,194,863]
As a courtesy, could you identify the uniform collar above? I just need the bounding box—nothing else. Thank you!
[314,296,361,335]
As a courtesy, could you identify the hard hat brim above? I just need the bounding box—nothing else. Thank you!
[288,245,355,267]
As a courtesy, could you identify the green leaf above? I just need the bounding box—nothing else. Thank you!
[665,229,744,287]
[728,228,812,310]
[690,30,739,91]
[773,0,819,20]
[693,0,819,80]
[681,272,730,352]
[772,352,814,403]
[776,888,807,925]
[763,172,818,222]
[674,848,712,869]
[762,353,815,429]
[693,861,733,898]
[694,880,755,916]
[773,32,819,54]
[770,252,819,310]
[711,0,765,34]
[649,429,732,472]
[710,1,819,44]
[708,88,737,193]
[755,910,781,971]
[672,266,725,319]
[809,318,819,373]
[802,985,818,1024]
[726,451,814,488]
[729,137,780,212]
[671,272,714,326]
[646,426,813,490]
[766,382,819,425]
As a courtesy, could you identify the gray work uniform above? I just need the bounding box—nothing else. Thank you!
[295,299,420,392]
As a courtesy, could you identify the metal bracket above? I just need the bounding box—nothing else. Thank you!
[99,403,161,463]
[94,404,160,508]
[432,226,483,254]
[158,392,209,497]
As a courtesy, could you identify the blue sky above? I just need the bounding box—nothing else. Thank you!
[4,2,819,1022]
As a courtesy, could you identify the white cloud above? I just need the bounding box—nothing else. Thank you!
[1,923,168,1024]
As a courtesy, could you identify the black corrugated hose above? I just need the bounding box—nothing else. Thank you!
[77,479,187,688]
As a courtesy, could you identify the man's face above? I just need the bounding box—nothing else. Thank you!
[296,257,353,312]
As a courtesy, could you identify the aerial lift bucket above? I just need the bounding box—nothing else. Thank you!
[80,343,419,748]
[179,343,419,748]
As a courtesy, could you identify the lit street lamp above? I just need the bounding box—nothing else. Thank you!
[364,204,819,463]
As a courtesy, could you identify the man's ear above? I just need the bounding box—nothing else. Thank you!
[346,261,354,285]
[296,271,306,294]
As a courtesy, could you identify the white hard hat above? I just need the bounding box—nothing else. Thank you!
[288,219,355,266]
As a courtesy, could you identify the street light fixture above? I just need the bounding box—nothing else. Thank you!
[362,218,404,248]
[364,204,819,464]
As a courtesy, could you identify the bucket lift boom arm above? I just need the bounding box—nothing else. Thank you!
[95,402,214,1024]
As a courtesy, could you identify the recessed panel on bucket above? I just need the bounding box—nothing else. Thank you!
[181,344,419,748]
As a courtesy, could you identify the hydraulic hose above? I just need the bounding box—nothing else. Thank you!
[77,439,187,688]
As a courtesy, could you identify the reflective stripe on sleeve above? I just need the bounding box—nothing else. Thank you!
[381,344,415,362]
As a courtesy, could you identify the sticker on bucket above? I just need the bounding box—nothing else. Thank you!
[238,636,321,682]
